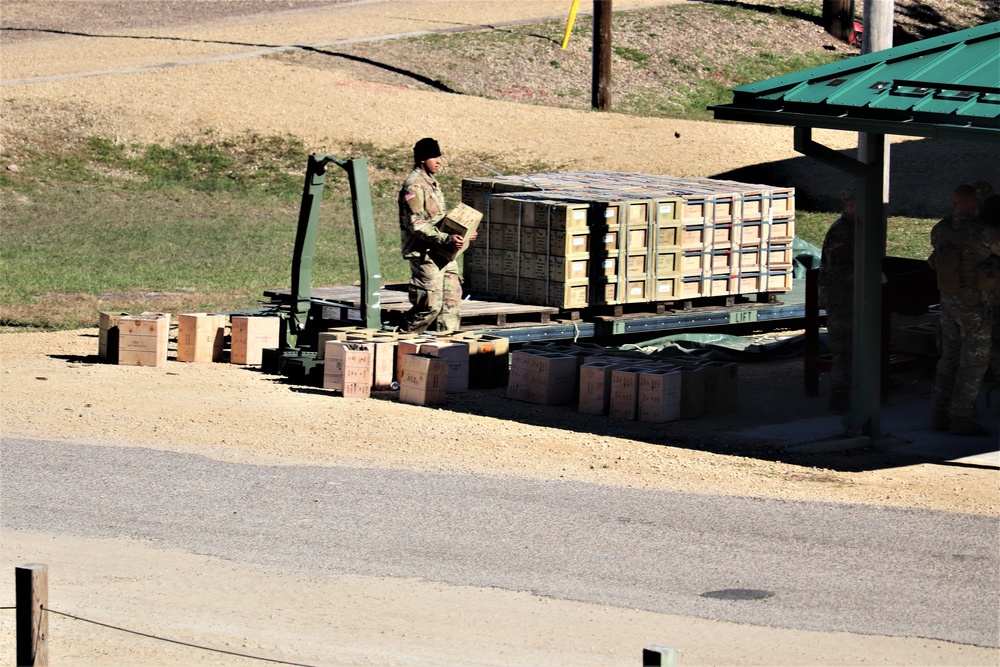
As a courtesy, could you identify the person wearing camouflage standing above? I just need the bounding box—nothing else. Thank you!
[966,182,1000,389]
[398,137,468,334]
[928,183,1000,436]
[981,193,1000,388]
[818,188,856,414]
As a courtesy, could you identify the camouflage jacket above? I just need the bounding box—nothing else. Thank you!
[818,213,854,308]
[930,215,1000,305]
[398,167,448,259]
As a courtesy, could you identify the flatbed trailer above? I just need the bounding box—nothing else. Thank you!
[262,282,806,345]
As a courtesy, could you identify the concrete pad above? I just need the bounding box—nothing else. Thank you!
[737,388,1000,467]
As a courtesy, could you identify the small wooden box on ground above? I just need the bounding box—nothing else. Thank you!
[346,338,395,390]
[637,368,682,423]
[419,340,470,392]
[323,341,373,398]
[99,311,130,363]
[118,312,170,367]
[448,333,510,389]
[231,316,280,365]
[579,360,629,415]
[703,362,738,414]
[395,338,434,382]
[507,350,578,405]
[176,313,226,363]
[398,353,449,406]
[674,361,707,419]
[609,366,647,420]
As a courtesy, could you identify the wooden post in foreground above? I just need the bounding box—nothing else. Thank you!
[16,564,49,667]
[643,645,679,666]
[591,0,612,110]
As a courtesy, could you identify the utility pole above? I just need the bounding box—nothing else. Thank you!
[592,0,612,110]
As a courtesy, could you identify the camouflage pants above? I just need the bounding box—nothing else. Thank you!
[403,256,462,334]
[933,296,992,417]
[825,301,853,395]
[991,309,1000,381]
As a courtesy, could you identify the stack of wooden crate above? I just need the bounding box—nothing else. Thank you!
[505,342,738,423]
[461,172,795,309]
[314,327,511,401]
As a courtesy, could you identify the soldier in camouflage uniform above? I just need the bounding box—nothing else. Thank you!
[967,183,1000,388]
[818,188,856,414]
[398,137,470,334]
[929,184,1000,436]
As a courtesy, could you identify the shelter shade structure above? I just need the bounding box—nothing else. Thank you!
[711,22,1000,437]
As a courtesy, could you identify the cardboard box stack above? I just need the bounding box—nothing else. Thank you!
[323,340,374,398]
[506,348,578,406]
[117,312,171,367]
[462,172,794,308]
[419,340,470,393]
[448,332,511,388]
[398,354,449,406]
[637,368,683,423]
[506,342,738,422]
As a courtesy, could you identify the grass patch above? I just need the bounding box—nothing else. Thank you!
[795,210,934,261]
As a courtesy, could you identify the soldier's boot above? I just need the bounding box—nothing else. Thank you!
[828,391,851,415]
[948,416,990,436]
[929,410,950,432]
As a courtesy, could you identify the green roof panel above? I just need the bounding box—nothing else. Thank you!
[711,22,1000,142]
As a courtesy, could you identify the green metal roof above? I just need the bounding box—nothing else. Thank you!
[711,22,1000,142]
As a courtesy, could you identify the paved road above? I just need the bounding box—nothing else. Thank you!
[2,437,997,647]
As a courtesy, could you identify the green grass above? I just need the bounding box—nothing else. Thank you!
[795,210,935,260]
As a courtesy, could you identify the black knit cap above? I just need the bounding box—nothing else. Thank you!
[413,137,442,163]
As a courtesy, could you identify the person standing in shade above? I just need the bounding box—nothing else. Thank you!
[818,188,856,414]
[397,137,470,334]
[966,182,1000,389]
[928,183,1000,436]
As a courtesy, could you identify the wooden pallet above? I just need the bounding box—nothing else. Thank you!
[263,285,560,328]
